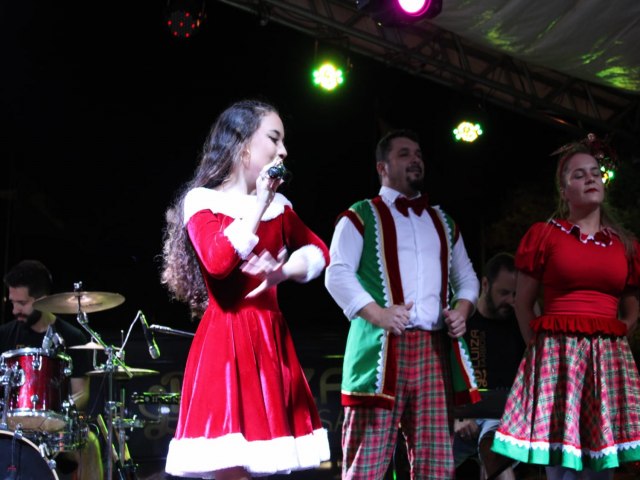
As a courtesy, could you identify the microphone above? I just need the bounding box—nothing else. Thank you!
[42,325,54,351]
[149,324,195,339]
[139,311,160,359]
[267,163,288,179]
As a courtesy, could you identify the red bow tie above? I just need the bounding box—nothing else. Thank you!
[395,195,428,217]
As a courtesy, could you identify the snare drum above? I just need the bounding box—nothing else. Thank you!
[0,430,59,479]
[1,348,73,432]
[43,412,89,454]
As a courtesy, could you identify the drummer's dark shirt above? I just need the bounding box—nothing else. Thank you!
[464,310,526,391]
[0,318,91,378]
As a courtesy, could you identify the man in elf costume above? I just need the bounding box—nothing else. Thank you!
[325,130,480,479]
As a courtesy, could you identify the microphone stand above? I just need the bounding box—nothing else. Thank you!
[148,324,195,339]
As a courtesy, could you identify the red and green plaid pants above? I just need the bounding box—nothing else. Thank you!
[342,329,455,479]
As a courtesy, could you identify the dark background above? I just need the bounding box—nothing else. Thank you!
[0,0,571,336]
[2,1,637,478]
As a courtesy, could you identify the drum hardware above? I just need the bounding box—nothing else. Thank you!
[113,416,145,430]
[0,363,21,431]
[35,437,58,471]
[130,391,179,422]
[42,324,65,356]
[130,391,181,405]
[68,282,158,480]
[0,348,73,432]
[8,421,87,464]
[98,394,141,480]
[69,282,128,470]
[40,412,89,454]
[31,356,41,371]
[85,367,159,380]
[97,415,139,472]
[68,341,105,350]
[77,340,130,477]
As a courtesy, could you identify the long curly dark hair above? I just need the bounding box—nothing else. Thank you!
[161,99,278,318]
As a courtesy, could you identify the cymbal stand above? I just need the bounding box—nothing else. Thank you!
[72,281,132,480]
[113,398,144,479]
[109,313,153,479]
[103,360,141,480]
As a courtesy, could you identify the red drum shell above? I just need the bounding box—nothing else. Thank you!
[1,348,72,432]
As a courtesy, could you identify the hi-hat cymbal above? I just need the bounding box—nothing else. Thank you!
[69,341,105,350]
[85,366,159,380]
[33,291,125,314]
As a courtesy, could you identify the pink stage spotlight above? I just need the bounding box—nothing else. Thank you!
[357,0,442,25]
[397,0,431,16]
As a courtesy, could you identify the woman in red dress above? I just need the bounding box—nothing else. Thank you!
[492,136,640,479]
[161,99,330,479]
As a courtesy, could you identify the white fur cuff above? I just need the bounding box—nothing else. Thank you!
[288,244,326,283]
[225,220,259,260]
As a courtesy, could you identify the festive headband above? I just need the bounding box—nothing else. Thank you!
[551,133,619,173]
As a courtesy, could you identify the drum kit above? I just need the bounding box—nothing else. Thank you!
[0,281,185,480]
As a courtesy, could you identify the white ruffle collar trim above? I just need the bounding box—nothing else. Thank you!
[550,219,614,247]
[183,187,292,225]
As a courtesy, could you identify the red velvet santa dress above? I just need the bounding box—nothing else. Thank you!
[165,187,331,478]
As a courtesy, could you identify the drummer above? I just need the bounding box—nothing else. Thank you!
[2,259,103,480]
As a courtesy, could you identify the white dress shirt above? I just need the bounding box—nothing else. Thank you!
[325,186,479,330]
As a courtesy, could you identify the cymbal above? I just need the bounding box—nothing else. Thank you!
[85,366,159,380]
[33,291,125,314]
[69,341,105,350]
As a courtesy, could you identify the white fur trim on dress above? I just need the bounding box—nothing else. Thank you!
[223,220,259,260]
[288,244,326,283]
[164,428,330,478]
[183,187,292,225]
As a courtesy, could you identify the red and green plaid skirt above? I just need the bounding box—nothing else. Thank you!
[492,331,640,471]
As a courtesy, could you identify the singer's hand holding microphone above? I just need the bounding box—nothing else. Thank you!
[256,159,288,207]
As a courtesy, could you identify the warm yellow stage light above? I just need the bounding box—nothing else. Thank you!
[453,121,483,142]
[312,63,345,91]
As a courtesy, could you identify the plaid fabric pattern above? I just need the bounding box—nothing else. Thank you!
[493,332,640,471]
[342,330,455,479]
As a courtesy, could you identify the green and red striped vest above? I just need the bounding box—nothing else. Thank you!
[339,196,480,409]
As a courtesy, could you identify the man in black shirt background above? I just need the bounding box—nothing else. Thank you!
[453,253,526,480]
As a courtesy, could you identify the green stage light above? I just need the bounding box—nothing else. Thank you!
[601,165,615,184]
[312,62,345,91]
[453,121,483,142]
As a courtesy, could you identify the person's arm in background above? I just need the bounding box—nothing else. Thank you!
[70,377,90,411]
